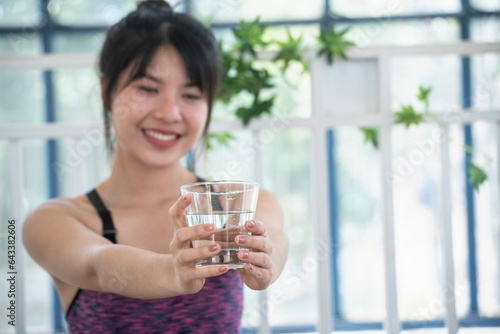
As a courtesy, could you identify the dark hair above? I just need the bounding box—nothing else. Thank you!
[99,0,221,152]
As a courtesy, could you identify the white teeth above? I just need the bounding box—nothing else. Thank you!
[144,130,177,141]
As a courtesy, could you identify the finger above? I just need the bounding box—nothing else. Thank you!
[242,262,273,282]
[244,220,266,236]
[175,224,216,243]
[176,265,229,293]
[236,234,273,254]
[177,243,221,264]
[169,194,192,228]
[185,264,229,280]
[238,250,272,269]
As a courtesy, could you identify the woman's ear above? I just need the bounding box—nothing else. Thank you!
[100,75,111,111]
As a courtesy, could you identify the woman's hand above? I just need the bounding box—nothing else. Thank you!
[236,220,276,290]
[169,194,228,294]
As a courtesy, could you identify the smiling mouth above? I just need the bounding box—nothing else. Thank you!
[143,129,179,142]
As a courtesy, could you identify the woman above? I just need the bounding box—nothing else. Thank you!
[22,1,288,333]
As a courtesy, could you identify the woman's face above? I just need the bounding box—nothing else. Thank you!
[109,46,208,168]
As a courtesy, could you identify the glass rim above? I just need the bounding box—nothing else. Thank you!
[180,180,260,194]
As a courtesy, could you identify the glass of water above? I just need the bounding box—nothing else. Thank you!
[180,180,260,269]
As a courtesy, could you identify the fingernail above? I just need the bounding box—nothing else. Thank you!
[219,266,228,273]
[237,236,246,244]
[205,224,214,231]
[247,221,255,229]
[183,194,189,201]
[247,264,254,271]
[209,244,218,252]
[240,251,249,259]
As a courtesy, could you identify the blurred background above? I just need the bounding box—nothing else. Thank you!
[0,0,499,333]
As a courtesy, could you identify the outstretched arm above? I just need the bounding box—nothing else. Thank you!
[22,196,227,300]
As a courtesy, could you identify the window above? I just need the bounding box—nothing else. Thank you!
[1,0,499,333]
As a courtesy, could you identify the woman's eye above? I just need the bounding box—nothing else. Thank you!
[184,94,201,100]
[138,86,158,94]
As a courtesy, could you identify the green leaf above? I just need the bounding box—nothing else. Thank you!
[206,132,236,151]
[236,96,275,126]
[417,85,432,102]
[273,28,305,73]
[316,24,356,65]
[468,161,487,191]
[217,42,274,104]
[394,105,424,128]
[360,127,378,149]
[233,17,269,58]
[417,85,432,113]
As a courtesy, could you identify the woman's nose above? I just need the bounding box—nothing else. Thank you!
[153,95,182,121]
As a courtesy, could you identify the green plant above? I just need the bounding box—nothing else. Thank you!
[360,127,378,149]
[362,85,489,192]
[317,24,356,65]
[209,19,355,146]
[468,160,488,191]
[273,28,307,73]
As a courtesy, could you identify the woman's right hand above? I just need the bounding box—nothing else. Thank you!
[169,193,228,294]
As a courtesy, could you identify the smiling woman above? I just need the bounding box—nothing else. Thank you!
[20,1,288,333]
[110,46,209,167]
[97,1,220,154]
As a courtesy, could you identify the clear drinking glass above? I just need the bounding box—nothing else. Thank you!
[180,180,260,269]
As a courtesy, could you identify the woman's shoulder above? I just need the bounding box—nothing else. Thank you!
[29,193,93,218]
[23,192,98,236]
[22,192,104,260]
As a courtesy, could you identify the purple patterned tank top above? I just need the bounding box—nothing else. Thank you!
[66,272,243,333]
[65,188,243,333]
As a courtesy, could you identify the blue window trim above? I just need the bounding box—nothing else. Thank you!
[39,0,66,331]
[327,129,341,319]
[1,0,498,332]
[459,14,480,316]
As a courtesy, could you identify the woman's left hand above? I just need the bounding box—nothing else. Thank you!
[236,220,275,290]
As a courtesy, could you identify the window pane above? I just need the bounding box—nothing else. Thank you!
[22,139,53,332]
[471,53,500,112]
[335,127,384,322]
[473,121,500,318]
[315,59,378,116]
[53,68,102,123]
[391,124,444,321]
[470,0,500,11]
[241,288,261,330]
[329,0,460,18]
[52,31,105,54]
[0,139,52,332]
[471,17,500,42]
[391,56,461,112]
[51,33,105,123]
[0,0,41,26]
[448,124,470,318]
[343,18,459,48]
[0,33,42,55]
[0,70,45,124]
[471,18,500,113]
[192,0,324,23]
[50,0,136,25]
[263,128,317,326]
